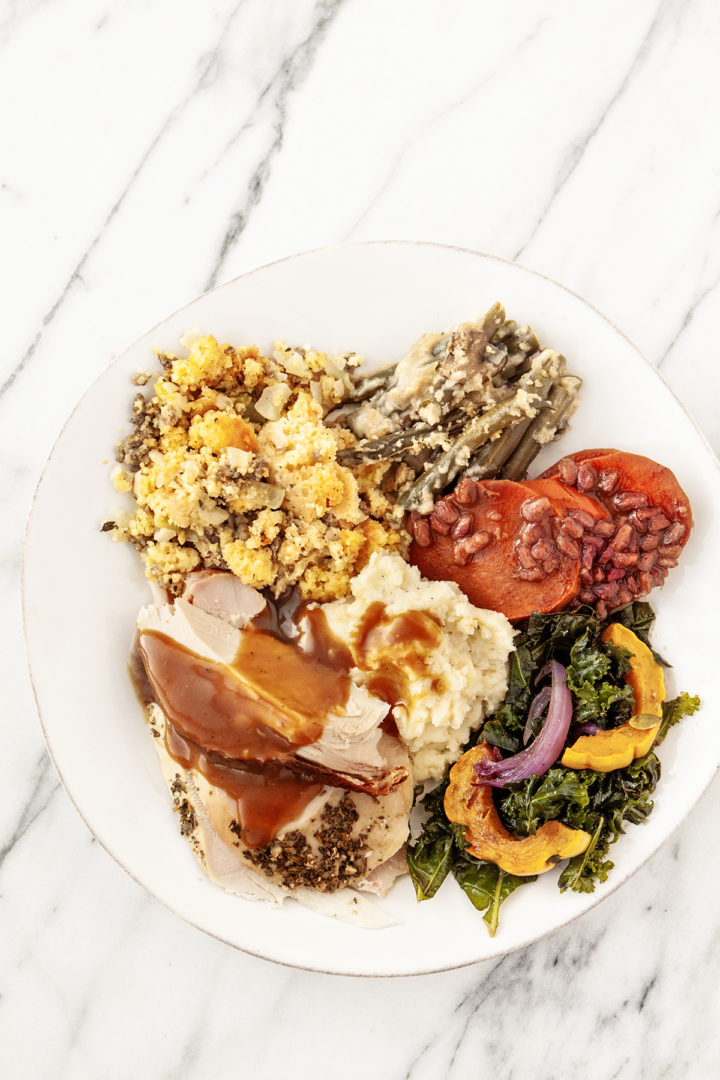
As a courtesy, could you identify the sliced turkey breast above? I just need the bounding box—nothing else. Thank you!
[136,576,414,914]
[182,569,267,626]
[146,703,405,925]
[136,598,408,796]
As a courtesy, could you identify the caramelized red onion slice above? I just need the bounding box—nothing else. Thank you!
[475,660,572,787]
[523,686,551,745]
[573,721,599,737]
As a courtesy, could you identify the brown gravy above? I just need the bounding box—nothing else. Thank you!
[353,602,442,708]
[128,633,156,706]
[137,605,354,850]
[164,724,323,849]
[138,623,352,758]
[135,589,442,851]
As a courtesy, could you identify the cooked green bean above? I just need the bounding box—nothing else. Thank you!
[499,325,541,377]
[428,303,507,410]
[461,413,535,481]
[499,375,582,481]
[343,365,397,403]
[347,334,443,434]
[400,351,565,510]
[338,413,461,466]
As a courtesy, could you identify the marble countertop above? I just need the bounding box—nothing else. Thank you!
[3,1,720,1077]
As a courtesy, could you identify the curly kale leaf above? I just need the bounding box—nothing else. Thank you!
[611,600,655,645]
[406,603,701,927]
[526,605,601,652]
[611,600,670,665]
[588,753,661,835]
[565,627,635,726]
[569,678,634,726]
[656,692,701,745]
[567,627,614,684]
[495,767,593,835]
[558,817,613,893]
[496,753,661,893]
[484,642,542,749]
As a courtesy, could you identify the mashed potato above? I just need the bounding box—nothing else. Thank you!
[321,552,515,782]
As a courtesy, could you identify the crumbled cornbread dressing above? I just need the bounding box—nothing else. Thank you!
[111,334,406,600]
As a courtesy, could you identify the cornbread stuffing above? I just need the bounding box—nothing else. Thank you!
[110,333,406,600]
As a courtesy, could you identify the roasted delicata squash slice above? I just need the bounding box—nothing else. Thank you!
[444,743,591,876]
[561,623,665,772]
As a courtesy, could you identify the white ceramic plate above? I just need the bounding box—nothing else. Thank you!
[24,243,720,976]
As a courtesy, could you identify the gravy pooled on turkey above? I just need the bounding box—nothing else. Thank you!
[136,570,416,898]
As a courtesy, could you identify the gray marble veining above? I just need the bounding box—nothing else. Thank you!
[2,1,720,1077]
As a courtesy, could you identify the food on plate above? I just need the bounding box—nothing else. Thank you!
[132,557,513,920]
[336,301,581,508]
[560,623,665,771]
[107,306,582,601]
[408,477,598,621]
[134,570,413,921]
[407,603,699,934]
[409,449,692,621]
[109,332,406,600]
[444,741,592,875]
[107,303,699,932]
[321,553,514,783]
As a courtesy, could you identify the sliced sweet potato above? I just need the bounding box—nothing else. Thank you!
[539,448,693,534]
[523,477,609,521]
[445,743,591,875]
[409,449,692,620]
[409,478,581,621]
[535,448,692,613]
[539,448,614,472]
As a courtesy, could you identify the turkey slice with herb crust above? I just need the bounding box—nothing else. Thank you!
[135,575,414,916]
[146,702,411,925]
